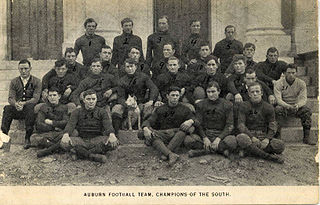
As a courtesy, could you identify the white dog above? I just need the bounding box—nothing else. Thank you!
[125,95,141,130]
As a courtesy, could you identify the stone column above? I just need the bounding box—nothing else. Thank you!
[0,0,8,60]
[294,0,317,54]
[63,0,86,61]
[245,0,291,62]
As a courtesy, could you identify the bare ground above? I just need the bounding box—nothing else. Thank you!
[0,143,318,186]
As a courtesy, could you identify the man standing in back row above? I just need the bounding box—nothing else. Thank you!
[146,16,179,66]
[74,18,106,67]
[112,18,144,67]
[213,25,243,73]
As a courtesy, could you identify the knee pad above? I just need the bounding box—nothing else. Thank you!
[223,135,237,150]
[270,138,285,154]
[236,133,252,149]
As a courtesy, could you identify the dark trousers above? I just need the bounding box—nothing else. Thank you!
[1,104,36,138]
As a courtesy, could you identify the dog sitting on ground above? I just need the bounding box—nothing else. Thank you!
[125,95,141,130]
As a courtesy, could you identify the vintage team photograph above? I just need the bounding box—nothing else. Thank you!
[0,0,318,195]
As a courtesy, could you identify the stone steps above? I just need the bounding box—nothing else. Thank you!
[307,86,318,98]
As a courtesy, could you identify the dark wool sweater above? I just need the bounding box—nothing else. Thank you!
[195,98,234,139]
[142,103,198,130]
[36,102,68,133]
[146,31,179,66]
[64,106,114,138]
[193,72,228,97]
[181,34,206,64]
[254,59,287,85]
[70,72,118,107]
[213,38,243,73]
[111,32,144,66]
[117,71,159,105]
[74,34,106,66]
[238,100,276,139]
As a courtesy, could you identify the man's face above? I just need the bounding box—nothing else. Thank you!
[285,68,297,82]
[47,91,61,105]
[158,18,169,32]
[167,59,180,74]
[244,72,257,85]
[166,91,180,107]
[190,21,201,34]
[125,63,137,75]
[199,46,210,58]
[206,59,218,75]
[100,48,112,62]
[243,46,255,59]
[267,51,279,64]
[85,22,97,35]
[55,65,68,78]
[83,94,97,110]
[234,59,246,74]
[18,63,31,79]
[206,86,220,101]
[122,22,133,34]
[163,44,175,58]
[225,27,235,40]
[65,52,76,65]
[128,48,141,62]
[248,85,263,103]
[90,62,102,75]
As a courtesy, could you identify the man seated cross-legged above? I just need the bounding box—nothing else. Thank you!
[60,89,119,163]
[236,82,285,164]
[184,81,237,159]
[138,86,199,166]
[31,87,69,158]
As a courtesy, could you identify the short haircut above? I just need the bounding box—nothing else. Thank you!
[18,59,31,67]
[199,41,211,49]
[167,56,180,65]
[225,25,235,32]
[190,19,200,26]
[232,54,247,65]
[64,47,76,56]
[91,58,102,65]
[245,68,256,75]
[124,58,138,66]
[163,42,175,50]
[48,86,61,95]
[84,18,97,28]
[129,46,141,53]
[55,58,67,68]
[244,43,256,50]
[285,63,298,72]
[205,55,219,65]
[247,81,263,92]
[206,81,221,92]
[121,18,133,26]
[158,15,169,22]
[100,44,112,52]
[267,47,279,55]
[82,89,97,98]
[166,86,181,95]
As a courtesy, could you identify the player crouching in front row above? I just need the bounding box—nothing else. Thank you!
[60,89,119,163]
